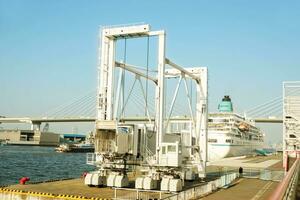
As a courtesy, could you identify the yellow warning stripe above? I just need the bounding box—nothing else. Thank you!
[0,187,111,200]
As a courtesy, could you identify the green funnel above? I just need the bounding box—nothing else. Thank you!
[218,95,233,112]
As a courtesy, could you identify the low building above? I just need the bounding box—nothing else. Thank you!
[0,129,60,146]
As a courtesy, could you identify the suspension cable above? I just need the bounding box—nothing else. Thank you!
[145,36,150,116]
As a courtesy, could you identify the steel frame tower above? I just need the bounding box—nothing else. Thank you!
[87,23,208,190]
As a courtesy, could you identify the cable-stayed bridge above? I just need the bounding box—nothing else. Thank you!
[244,96,283,123]
[0,89,285,129]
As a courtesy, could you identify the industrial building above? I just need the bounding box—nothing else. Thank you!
[0,129,60,146]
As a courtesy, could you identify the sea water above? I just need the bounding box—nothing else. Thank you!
[0,145,95,186]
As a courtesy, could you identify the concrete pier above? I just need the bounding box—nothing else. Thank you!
[0,154,286,200]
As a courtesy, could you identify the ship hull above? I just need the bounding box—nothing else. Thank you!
[207,130,264,161]
[208,141,263,161]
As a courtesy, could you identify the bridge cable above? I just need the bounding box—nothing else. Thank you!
[246,87,300,118]
[43,90,95,117]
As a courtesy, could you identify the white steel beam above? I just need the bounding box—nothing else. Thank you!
[97,33,111,120]
[113,69,124,119]
[103,24,150,38]
[155,31,166,164]
[196,67,208,178]
[115,61,157,83]
[148,30,165,36]
[183,76,195,125]
[165,76,182,129]
[118,79,137,119]
[137,77,153,123]
[165,58,200,82]
[106,39,116,120]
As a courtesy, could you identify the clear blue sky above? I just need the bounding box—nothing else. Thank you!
[1,0,300,144]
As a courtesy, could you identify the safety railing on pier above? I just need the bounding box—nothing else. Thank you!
[268,158,300,200]
[241,168,284,182]
[206,167,284,182]
[113,172,238,200]
[162,173,238,200]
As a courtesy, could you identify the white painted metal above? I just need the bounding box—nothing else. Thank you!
[115,61,157,83]
[98,30,115,120]
[159,141,182,167]
[93,23,209,189]
[183,76,195,125]
[113,69,124,119]
[113,68,123,120]
[155,31,166,163]
[107,174,117,187]
[135,177,144,189]
[84,171,106,186]
[169,179,183,192]
[165,76,183,128]
[185,170,196,181]
[143,177,158,190]
[165,58,200,82]
[283,81,300,157]
[118,79,137,119]
[91,173,106,186]
[137,77,152,123]
[114,175,129,187]
[161,178,170,191]
[103,24,150,38]
[197,67,208,177]
[84,173,93,186]
[162,67,208,177]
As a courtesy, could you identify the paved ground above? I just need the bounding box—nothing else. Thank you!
[201,178,278,200]
[6,178,172,199]
[5,154,284,200]
[7,178,114,199]
[208,154,281,169]
[5,178,279,200]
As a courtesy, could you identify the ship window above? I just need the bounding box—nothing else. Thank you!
[210,119,229,123]
[208,139,217,143]
[118,127,131,134]
[167,145,176,153]
[162,146,166,154]
[289,134,296,138]
[226,139,233,143]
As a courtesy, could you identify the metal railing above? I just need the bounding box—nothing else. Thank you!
[113,172,238,200]
[268,158,300,200]
[113,188,171,200]
[241,168,284,182]
[206,168,284,182]
[162,173,238,200]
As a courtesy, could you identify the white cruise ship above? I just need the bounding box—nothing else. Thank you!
[208,96,264,161]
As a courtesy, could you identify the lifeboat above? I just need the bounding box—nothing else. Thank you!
[238,122,250,132]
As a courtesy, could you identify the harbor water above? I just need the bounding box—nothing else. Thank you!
[0,145,95,186]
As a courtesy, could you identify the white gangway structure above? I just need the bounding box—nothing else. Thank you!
[85,24,208,192]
